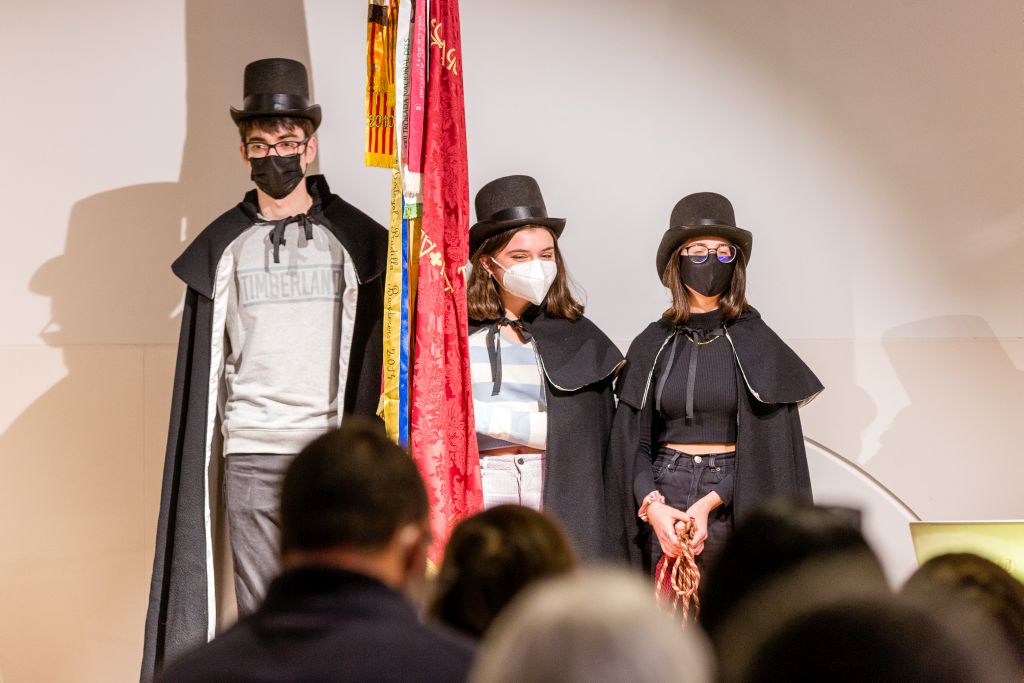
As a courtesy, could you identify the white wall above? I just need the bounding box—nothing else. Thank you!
[309,0,1024,520]
[0,2,316,680]
[0,1,1021,680]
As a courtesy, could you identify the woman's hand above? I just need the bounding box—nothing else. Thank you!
[683,491,722,556]
[647,501,692,557]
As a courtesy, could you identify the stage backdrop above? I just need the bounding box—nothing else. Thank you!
[0,0,1021,681]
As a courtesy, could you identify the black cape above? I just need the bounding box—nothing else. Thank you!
[469,307,624,560]
[142,175,386,681]
[604,307,823,566]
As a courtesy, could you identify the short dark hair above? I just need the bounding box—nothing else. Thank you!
[902,553,1024,676]
[700,501,885,638]
[430,505,577,638]
[280,419,428,553]
[662,247,748,324]
[237,116,316,143]
[467,226,583,321]
[745,598,984,682]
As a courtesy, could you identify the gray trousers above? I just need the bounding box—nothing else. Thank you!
[224,453,296,616]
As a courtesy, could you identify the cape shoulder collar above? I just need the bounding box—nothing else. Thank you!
[616,308,823,409]
[172,175,387,299]
[469,309,624,392]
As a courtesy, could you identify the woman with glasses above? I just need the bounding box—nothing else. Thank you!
[605,192,824,578]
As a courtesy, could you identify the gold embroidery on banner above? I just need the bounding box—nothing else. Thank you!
[430,19,459,74]
[420,233,436,257]
[419,232,455,293]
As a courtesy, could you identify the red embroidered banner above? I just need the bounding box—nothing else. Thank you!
[409,0,481,565]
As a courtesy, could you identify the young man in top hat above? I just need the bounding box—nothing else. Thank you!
[142,57,387,681]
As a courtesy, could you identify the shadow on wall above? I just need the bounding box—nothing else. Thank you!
[874,316,1024,522]
[792,337,878,476]
[0,1,312,680]
[720,1,1024,328]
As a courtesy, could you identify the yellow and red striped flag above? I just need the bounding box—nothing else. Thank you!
[365,0,399,167]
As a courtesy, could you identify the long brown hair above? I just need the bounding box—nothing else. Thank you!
[662,247,749,324]
[467,226,584,321]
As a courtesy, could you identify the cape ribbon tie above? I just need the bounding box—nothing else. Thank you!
[655,325,727,418]
[485,317,533,396]
[269,213,315,264]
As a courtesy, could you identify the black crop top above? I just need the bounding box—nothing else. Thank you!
[655,309,738,444]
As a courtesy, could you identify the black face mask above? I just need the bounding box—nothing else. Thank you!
[250,153,305,199]
[679,257,735,297]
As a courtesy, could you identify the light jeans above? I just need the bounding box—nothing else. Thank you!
[479,452,545,511]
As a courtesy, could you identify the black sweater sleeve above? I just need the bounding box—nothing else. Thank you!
[711,472,735,506]
[630,401,657,505]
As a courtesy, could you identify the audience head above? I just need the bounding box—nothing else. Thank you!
[700,501,887,639]
[470,569,713,683]
[902,552,1024,676]
[280,419,430,591]
[430,505,577,638]
[740,596,1006,683]
[701,501,891,681]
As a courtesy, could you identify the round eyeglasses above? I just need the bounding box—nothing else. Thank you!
[681,244,739,264]
[245,137,310,159]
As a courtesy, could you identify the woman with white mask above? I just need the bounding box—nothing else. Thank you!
[466,175,623,561]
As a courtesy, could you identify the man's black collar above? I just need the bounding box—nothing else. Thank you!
[172,174,386,298]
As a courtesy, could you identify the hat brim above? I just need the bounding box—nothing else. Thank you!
[656,224,753,280]
[469,218,566,257]
[230,104,322,131]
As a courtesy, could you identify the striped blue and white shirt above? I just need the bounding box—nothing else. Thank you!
[468,328,548,452]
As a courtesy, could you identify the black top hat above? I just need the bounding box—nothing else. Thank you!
[469,175,566,256]
[656,192,753,279]
[230,58,322,130]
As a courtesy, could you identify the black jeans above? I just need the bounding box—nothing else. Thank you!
[645,446,735,576]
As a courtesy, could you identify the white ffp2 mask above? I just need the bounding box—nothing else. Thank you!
[492,258,558,305]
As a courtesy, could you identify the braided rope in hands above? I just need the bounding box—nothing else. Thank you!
[654,516,701,625]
